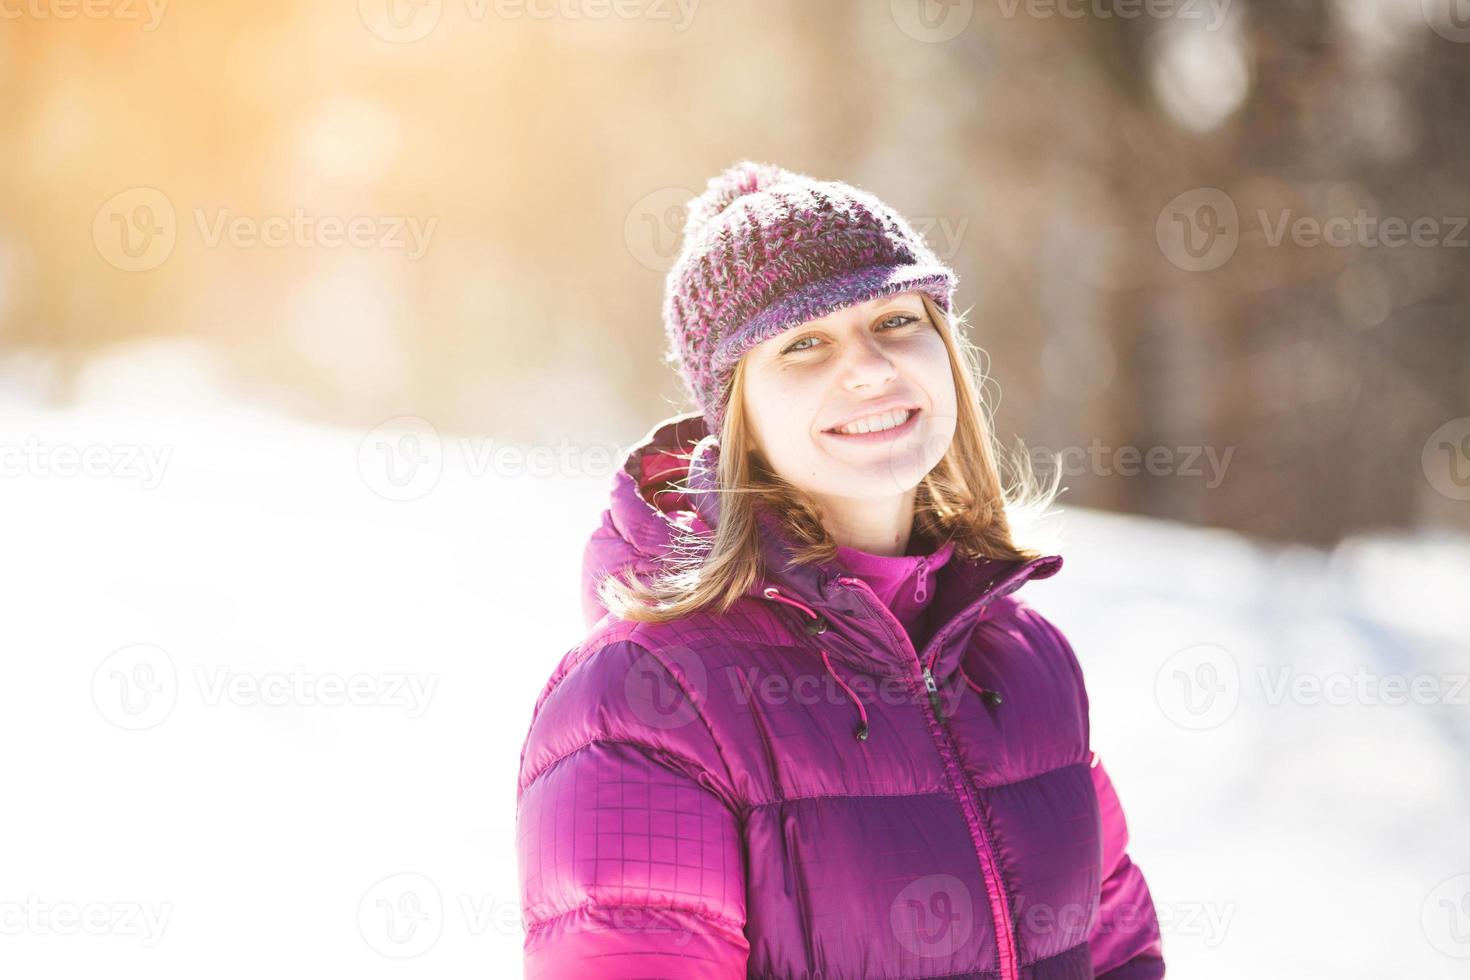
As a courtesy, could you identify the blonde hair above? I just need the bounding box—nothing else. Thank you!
[597,294,1060,624]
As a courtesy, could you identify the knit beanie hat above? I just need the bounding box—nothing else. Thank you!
[661,160,960,436]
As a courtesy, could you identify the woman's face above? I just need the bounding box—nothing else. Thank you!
[739,291,958,506]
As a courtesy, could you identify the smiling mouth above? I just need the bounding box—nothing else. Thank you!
[822,408,921,441]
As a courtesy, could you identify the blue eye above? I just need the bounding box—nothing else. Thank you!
[780,314,922,355]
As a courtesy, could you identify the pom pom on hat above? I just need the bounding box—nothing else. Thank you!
[681,159,797,243]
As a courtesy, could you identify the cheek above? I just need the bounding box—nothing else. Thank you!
[899,336,955,404]
[925,342,956,401]
[743,371,797,445]
[744,371,822,459]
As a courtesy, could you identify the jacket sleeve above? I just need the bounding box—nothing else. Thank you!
[1088,752,1165,979]
[516,640,749,979]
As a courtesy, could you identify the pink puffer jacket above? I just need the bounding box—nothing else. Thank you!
[516,413,1165,978]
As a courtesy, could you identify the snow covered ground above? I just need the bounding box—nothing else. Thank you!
[2,383,1466,978]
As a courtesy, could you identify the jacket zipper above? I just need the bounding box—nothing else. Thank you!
[835,575,1020,980]
[921,664,943,718]
[913,555,930,603]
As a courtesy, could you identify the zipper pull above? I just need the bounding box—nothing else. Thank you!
[922,665,944,722]
[913,556,929,603]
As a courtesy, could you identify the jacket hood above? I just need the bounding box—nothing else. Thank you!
[579,412,717,630]
[582,410,861,630]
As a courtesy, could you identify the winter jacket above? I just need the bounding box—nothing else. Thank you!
[516,412,1165,979]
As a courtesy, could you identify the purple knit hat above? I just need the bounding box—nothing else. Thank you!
[661,160,959,436]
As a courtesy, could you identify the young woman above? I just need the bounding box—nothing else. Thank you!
[516,161,1165,979]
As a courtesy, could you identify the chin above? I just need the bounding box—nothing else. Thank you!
[815,462,930,500]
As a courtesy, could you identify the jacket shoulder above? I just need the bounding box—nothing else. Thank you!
[985,595,1082,669]
[517,621,739,807]
[979,595,1093,734]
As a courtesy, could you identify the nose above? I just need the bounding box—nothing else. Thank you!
[839,331,898,391]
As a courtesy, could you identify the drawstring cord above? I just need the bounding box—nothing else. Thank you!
[762,586,870,742]
[821,648,870,742]
[960,670,1004,707]
[760,585,1004,741]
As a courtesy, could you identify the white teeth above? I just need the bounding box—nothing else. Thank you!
[834,409,911,436]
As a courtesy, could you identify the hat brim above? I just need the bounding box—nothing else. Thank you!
[710,263,958,376]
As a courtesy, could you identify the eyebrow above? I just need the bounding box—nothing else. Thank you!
[815,296,920,328]
[773,296,923,346]
[870,294,922,312]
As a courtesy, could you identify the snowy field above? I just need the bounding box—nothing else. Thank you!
[3,379,1466,978]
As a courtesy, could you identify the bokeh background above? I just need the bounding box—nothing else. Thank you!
[3,1,1468,977]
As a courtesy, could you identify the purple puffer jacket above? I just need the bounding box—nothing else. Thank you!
[517,413,1165,979]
